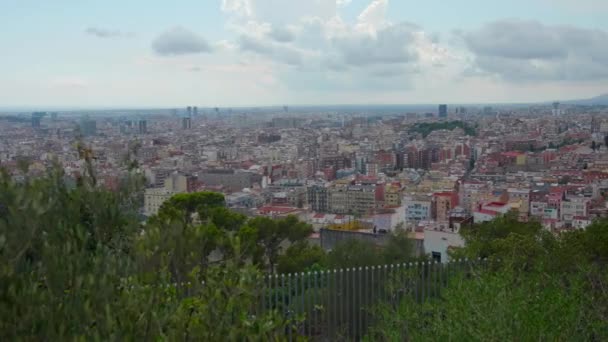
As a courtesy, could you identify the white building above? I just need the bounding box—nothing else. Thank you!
[473,202,511,223]
[423,228,465,263]
[404,196,432,222]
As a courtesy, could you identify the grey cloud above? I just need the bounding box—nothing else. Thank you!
[464,19,608,81]
[152,27,212,56]
[239,35,302,65]
[465,20,565,60]
[239,35,273,54]
[332,23,419,66]
[85,27,132,38]
[268,26,295,43]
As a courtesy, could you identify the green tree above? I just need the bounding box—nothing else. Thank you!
[381,229,416,264]
[247,215,313,272]
[277,241,327,274]
[327,239,384,269]
[0,164,295,340]
[159,191,225,223]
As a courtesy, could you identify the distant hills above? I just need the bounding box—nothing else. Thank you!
[564,94,608,106]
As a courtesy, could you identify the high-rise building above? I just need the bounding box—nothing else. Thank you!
[79,117,97,137]
[552,102,561,116]
[186,106,192,117]
[193,106,198,116]
[31,112,46,128]
[50,112,58,121]
[182,117,192,130]
[438,104,448,119]
[138,120,147,134]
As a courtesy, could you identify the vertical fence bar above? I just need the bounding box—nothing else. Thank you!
[273,274,278,313]
[305,272,310,338]
[281,274,289,315]
[300,272,305,337]
[427,261,432,301]
[294,272,299,337]
[340,269,345,340]
[383,264,388,305]
[312,271,318,339]
[364,266,370,336]
[280,274,286,339]
[331,269,337,340]
[287,273,293,342]
[413,262,418,304]
[357,267,365,338]
[430,261,434,299]
[420,261,425,303]
[344,268,353,339]
[371,266,376,314]
[353,267,357,341]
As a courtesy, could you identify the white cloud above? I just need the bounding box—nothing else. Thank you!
[356,0,389,34]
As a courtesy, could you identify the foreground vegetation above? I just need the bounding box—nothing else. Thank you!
[366,215,608,341]
[0,163,416,340]
[1,160,607,339]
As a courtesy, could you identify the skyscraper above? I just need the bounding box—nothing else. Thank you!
[138,120,147,134]
[182,117,191,130]
[552,102,561,116]
[31,112,46,128]
[193,106,198,116]
[186,106,192,117]
[438,104,448,119]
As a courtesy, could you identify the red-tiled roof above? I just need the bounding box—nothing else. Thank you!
[475,209,499,216]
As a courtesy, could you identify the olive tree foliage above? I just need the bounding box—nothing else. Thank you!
[0,163,294,340]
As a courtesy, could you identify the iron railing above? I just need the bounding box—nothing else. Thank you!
[258,258,487,341]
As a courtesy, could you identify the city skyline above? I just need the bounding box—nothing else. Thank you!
[1,0,608,107]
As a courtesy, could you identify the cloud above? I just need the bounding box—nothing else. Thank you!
[152,27,212,56]
[357,0,388,32]
[221,0,453,95]
[238,34,304,65]
[85,27,132,38]
[332,22,420,66]
[463,19,608,81]
[268,26,295,43]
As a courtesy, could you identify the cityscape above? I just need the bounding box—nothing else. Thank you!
[3,100,608,260]
[2,0,608,340]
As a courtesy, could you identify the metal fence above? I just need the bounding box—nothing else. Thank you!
[257,258,486,341]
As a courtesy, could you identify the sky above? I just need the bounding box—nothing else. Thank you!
[1,0,608,108]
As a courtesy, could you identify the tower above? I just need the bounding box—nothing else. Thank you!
[439,104,448,119]
[182,117,191,130]
[138,120,147,134]
[552,102,560,116]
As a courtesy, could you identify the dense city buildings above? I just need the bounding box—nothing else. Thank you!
[2,102,608,261]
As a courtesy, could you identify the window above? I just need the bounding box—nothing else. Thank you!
[432,252,442,263]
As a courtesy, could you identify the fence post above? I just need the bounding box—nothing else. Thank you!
[287,273,292,342]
